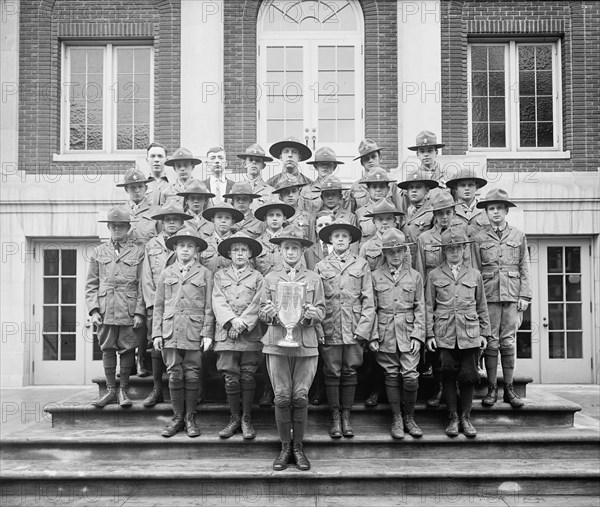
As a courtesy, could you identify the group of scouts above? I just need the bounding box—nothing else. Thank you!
[85,130,532,471]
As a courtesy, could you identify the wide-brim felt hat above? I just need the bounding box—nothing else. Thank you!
[177,180,216,198]
[116,168,153,187]
[151,202,193,221]
[269,224,313,247]
[98,206,134,223]
[430,192,456,212]
[222,182,262,200]
[440,228,472,247]
[364,199,404,218]
[306,146,345,166]
[164,147,202,167]
[165,228,208,251]
[236,143,273,162]
[254,198,296,222]
[353,139,381,160]
[380,229,414,250]
[271,177,308,194]
[408,130,445,151]
[320,178,350,193]
[476,188,517,209]
[217,232,263,259]
[358,167,396,185]
[202,202,245,223]
[318,222,362,245]
[269,137,313,162]
[446,167,488,189]
[397,169,440,190]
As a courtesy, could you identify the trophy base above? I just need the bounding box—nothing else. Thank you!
[276,339,300,348]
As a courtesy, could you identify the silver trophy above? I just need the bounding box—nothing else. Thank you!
[276,282,306,348]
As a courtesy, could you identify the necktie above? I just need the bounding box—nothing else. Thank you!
[287,268,297,281]
[391,269,400,282]
[114,243,121,255]
[451,265,460,280]
[496,228,503,239]
[214,179,221,197]
[180,266,190,276]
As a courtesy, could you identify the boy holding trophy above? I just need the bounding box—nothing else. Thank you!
[259,225,326,471]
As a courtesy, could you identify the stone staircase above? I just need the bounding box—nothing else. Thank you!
[1,374,599,506]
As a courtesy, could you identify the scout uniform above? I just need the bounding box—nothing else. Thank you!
[146,174,170,207]
[236,144,275,212]
[86,206,146,408]
[266,136,313,188]
[212,233,265,440]
[473,189,532,408]
[425,229,491,438]
[159,147,203,205]
[446,166,490,239]
[271,176,315,243]
[140,202,192,407]
[407,131,450,190]
[370,229,425,439]
[224,182,266,239]
[200,202,244,274]
[153,229,214,438]
[300,147,347,214]
[315,222,375,438]
[177,180,216,239]
[319,176,356,225]
[259,225,326,471]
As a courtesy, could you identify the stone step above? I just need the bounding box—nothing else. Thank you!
[2,458,598,503]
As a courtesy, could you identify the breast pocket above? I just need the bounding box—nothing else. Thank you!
[348,269,364,295]
[321,271,337,300]
[402,284,416,304]
[424,245,442,269]
[505,241,521,264]
[433,279,452,303]
[122,257,141,279]
[190,278,207,305]
[480,242,499,263]
[164,277,179,300]
[459,279,477,300]
[374,283,392,307]
[97,256,113,278]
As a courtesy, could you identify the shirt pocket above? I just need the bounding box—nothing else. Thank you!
[433,279,452,303]
[164,277,179,301]
[97,256,113,278]
[348,269,364,295]
[402,283,416,303]
[464,313,480,338]
[479,242,499,264]
[505,241,521,264]
[374,283,392,307]
[459,279,477,300]
[190,278,207,305]
[424,244,442,269]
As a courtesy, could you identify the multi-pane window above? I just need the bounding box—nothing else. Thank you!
[62,44,153,153]
[468,41,561,152]
[262,0,357,31]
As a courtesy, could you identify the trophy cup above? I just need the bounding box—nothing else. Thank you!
[276,282,306,348]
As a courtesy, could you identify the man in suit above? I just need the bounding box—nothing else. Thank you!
[204,146,235,206]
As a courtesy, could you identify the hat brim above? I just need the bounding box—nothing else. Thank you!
[254,202,296,222]
[381,241,416,250]
[320,186,351,194]
[270,236,313,247]
[353,147,381,161]
[441,240,473,247]
[151,211,194,221]
[476,200,516,209]
[359,177,397,185]
[306,160,345,166]
[177,190,216,198]
[407,143,445,151]
[217,236,263,259]
[236,153,273,162]
[98,219,133,223]
[222,192,262,200]
[318,223,362,245]
[165,157,202,167]
[364,209,404,218]
[397,179,440,190]
[269,141,313,162]
[165,234,208,251]
[271,182,308,194]
[446,177,488,190]
[202,207,245,223]
[116,178,153,187]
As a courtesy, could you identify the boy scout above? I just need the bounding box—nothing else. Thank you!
[315,221,375,438]
[446,166,489,239]
[397,169,438,243]
[473,189,532,408]
[160,147,203,205]
[140,202,192,407]
[425,229,491,438]
[212,232,265,439]
[355,168,397,246]
[319,177,356,226]
[301,147,346,214]
[224,182,266,239]
[266,136,313,188]
[259,225,326,471]
[153,229,214,438]
[407,131,448,189]
[272,176,313,240]
[200,202,244,274]
[236,143,275,211]
[146,142,170,207]
[369,229,425,439]
[86,206,146,408]
[177,180,216,239]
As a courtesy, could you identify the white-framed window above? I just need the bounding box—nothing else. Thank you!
[467,40,568,159]
[58,43,154,160]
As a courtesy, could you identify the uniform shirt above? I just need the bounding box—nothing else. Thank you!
[315,253,375,345]
[146,176,170,207]
[85,239,146,325]
[255,230,283,276]
[425,264,491,349]
[199,232,233,274]
[231,210,266,239]
[473,224,532,303]
[244,177,275,212]
[185,212,215,239]
[300,180,353,216]
[454,200,490,239]
[141,233,176,309]
[371,261,425,353]
[349,179,404,213]
[266,170,312,189]
[212,265,265,352]
[359,234,385,272]
[403,200,434,242]
[355,200,380,246]
[126,199,160,246]
[159,177,203,206]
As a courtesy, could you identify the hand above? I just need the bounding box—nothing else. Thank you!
[153,337,163,351]
[517,299,530,312]
[409,338,421,354]
[368,340,380,352]
[262,300,278,318]
[202,338,213,352]
[227,327,240,340]
[230,318,246,334]
[479,336,488,349]
[91,311,103,327]
[318,335,325,345]
[133,315,145,329]
[426,337,437,352]
[303,304,319,320]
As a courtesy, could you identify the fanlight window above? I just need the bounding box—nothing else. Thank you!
[262,0,357,31]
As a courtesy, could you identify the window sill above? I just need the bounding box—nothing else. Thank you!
[467,150,571,160]
[53,153,143,162]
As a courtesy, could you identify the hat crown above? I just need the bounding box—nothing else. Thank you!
[105,205,131,222]
[279,224,308,242]
[121,167,148,185]
[370,199,401,215]
[361,167,393,184]
[358,138,379,154]
[169,147,198,161]
[274,176,302,191]
[381,228,408,249]
[158,202,186,215]
[321,176,345,191]
[245,143,266,157]
[181,180,211,195]
[228,182,255,195]
[415,130,439,147]
[313,146,339,162]
[484,188,510,202]
[441,227,469,245]
[431,192,455,211]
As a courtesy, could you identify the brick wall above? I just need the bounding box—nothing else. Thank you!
[441,1,600,173]
[18,0,181,174]
[223,0,398,172]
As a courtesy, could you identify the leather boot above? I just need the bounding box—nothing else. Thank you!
[292,443,311,471]
[136,353,150,377]
[365,391,379,407]
[390,413,404,439]
[273,442,292,471]
[340,409,354,438]
[403,415,423,438]
[259,385,274,407]
[503,383,524,408]
[329,410,342,438]
[117,387,132,408]
[161,413,184,437]
[427,383,443,408]
[185,412,201,437]
[241,414,255,440]
[482,383,498,407]
[219,413,241,438]
[445,411,459,437]
[143,388,164,407]
[460,414,477,438]
[92,388,117,408]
